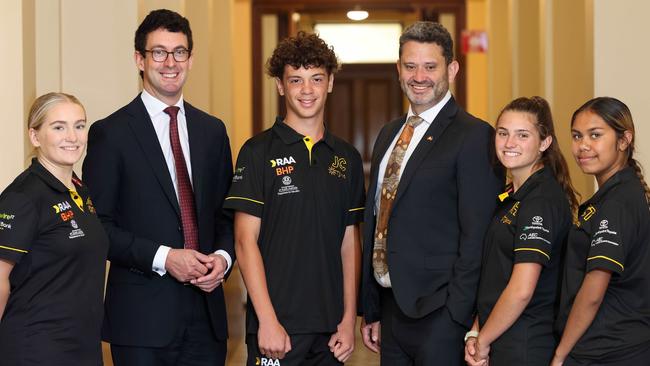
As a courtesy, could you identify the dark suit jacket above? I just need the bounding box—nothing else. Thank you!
[82,95,234,347]
[361,96,502,329]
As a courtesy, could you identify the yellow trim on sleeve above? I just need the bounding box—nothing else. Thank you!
[225,196,264,205]
[588,255,624,271]
[514,247,550,260]
[348,207,364,212]
[0,245,28,254]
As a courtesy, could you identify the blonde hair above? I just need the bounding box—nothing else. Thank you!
[28,92,85,130]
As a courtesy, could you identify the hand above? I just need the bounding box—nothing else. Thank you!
[258,320,292,360]
[360,319,381,353]
[165,249,210,282]
[191,253,228,292]
[464,337,487,366]
[474,337,490,365]
[328,318,356,362]
[550,354,564,366]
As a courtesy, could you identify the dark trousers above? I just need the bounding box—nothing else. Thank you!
[380,288,466,366]
[246,333,342,366]
[565,342,650,366]
[111,285,226,366]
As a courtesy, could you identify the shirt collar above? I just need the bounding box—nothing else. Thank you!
[497,167,549,202]
[581,166,636,209]
[271,116,336,149]
[406,90,452,124]
[28,158,82,193]
[140,89,185,119]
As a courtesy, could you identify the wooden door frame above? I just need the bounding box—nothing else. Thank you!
[252,0,466,134]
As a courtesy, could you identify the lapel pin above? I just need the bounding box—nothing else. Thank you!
[426,136,433,141]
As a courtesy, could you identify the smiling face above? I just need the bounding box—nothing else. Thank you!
[495,111,551,179]
[29,101,87,169]
[135,28,192,105]
[275,65,333,124]
[571,110,631,185]
[397,41,458,115]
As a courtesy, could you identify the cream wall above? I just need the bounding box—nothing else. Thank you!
[593,0,650,173]
[1,0,251,191]
[1,1,26,189]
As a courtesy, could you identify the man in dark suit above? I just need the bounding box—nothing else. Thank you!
[82,9,233,366]
[360,21,503,365]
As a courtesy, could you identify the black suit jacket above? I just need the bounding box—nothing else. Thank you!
[82,95,234,347]
[361,97,502,328]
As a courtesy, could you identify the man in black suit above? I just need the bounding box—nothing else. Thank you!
[360,21,503,365]
[82,9,233,366]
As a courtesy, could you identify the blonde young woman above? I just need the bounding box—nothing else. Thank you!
[553,97,650,365]
[0,93,108,365]
[465,97,577,365]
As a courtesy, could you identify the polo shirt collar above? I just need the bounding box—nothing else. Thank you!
[581,166,636,209]
[272,116,336,149]
[497,167,549,202]
[28,158,82,193]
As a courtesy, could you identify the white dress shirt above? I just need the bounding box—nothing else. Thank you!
[140,90,232,276]
[373,91,452,287]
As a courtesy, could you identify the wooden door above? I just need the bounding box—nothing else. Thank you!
[324,63,403,178]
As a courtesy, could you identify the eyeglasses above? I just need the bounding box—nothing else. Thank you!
[144,48,191,62]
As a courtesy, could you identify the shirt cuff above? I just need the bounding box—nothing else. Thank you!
[214,249,232,274]
[152,245,171,276]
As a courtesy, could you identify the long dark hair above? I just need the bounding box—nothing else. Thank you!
[498,96,579,213]
[572,97,650,203]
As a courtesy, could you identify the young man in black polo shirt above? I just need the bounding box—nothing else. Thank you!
[224,32,364,365]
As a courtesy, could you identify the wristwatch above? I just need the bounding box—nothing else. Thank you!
[464,330,479,343]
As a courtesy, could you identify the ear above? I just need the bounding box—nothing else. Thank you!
[274,77,284,96]
[135,51,145,72]
[619,130,633,151]
[327,74,334,93]
[447,60,459,83]
[540,135,553,153]
[28,128,41,148]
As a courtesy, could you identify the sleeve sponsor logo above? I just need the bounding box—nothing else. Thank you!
[328,156,347,179]
[519,232,551,244]
[0,213,15,220]
[0,221,11,230]
[232,166,245,182]
[590,236,619,247]
[523,215,550,233]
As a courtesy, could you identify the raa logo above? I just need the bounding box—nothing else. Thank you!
[52,201,72,214]
[271,156,296,176]
[255,357,281,366]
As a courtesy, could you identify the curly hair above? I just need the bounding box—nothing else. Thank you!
[266,31,339,78]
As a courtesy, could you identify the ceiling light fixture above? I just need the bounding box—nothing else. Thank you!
[347,6,369,21]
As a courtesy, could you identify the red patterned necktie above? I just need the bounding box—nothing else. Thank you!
[164,106,199,251]
[373,115,424,284]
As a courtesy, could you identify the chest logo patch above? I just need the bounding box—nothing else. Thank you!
[53,201,72,214]
[577,205,597,227]
[68,219,85,239]
[282,176,292,185]
[328,156,347,179]
[271,156,296,176]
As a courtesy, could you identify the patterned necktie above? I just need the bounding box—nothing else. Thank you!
[373,115,424,284]
[164,106,199,251]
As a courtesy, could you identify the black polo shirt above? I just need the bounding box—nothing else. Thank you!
[0,159,108,366]
[477,168,571,359]
[557,167,650,360]
[224,118,365,335]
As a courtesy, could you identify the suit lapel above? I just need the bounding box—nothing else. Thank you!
[393,98,459,205]
[184,102,205,219]
[125,96,181,217]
